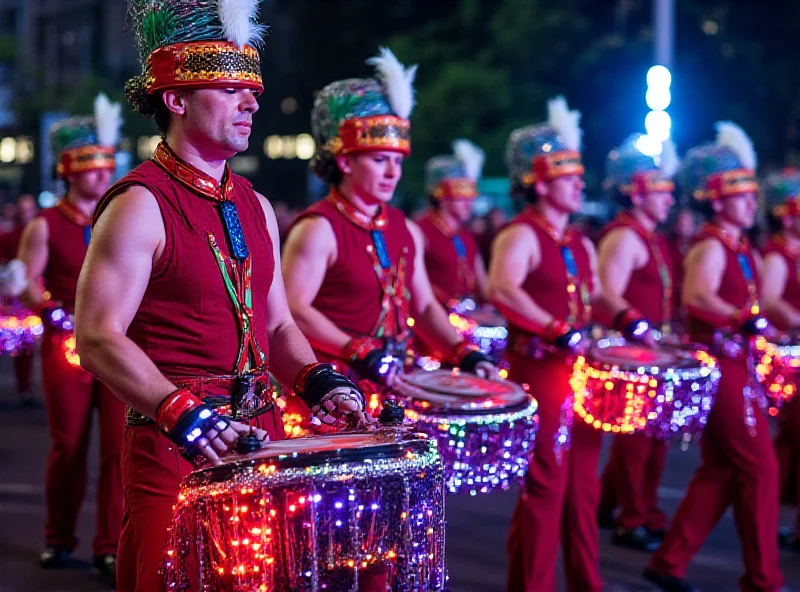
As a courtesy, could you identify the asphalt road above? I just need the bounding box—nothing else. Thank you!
[0,355,798,592]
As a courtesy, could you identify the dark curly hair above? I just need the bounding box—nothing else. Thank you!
[124,74,171,135]
[310,148,343,186]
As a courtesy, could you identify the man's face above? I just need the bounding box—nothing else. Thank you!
[441,197,475,224]
[541,174,585,214]
[339,151,405,203]
[636,190,675,224]
[16,195,37,225]
[714,192,758,229]
[181,88,260,158]
[68,168,114,202]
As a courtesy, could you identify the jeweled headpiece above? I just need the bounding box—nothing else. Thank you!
[50,93,122,177]
[505,96,584,192]
[605,135,679,200]
[679,121,759,203]
[125,0,268,117]
[764,169,800,218]
[425,140,485,200]
[311,48,417,179]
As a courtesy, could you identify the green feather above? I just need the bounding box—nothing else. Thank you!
[140,10,177,56]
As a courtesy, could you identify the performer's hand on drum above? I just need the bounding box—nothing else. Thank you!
[193,420,269,466]
[294,363,370,429]
[343,337,400,386]
[452,341,500,378]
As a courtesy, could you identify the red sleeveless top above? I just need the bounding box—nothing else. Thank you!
[292,191,415,341]
[600,213,673,326]
[94,150,274,382]
[763,236,800,325]
[417,209,479,304]
[40,201,90,309]
[507,208,593,340]
[687,223,760,342]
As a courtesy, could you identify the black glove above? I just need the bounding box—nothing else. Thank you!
[459,350,496,374]
[740,315,769,336]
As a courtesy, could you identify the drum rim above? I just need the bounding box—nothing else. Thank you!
[588,340,702,371]
[186,430,434,485]
[400,369,528,412]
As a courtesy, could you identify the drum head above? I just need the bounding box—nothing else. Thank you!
[400,370,527,412]
[589,343,698,371]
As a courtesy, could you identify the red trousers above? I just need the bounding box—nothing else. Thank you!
[648,357,784,591]
[775,396,800,535]
[41,334,125,555]
[600,433,668,531]
[506,355,603,592]
[14,349,33,393]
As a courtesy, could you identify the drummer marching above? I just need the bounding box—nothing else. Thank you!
[489,96,608,592]
[75,1,367,589]
[761,169,800,553]
[596,134,679,551]
[281,48,497,405]
[644,122,785,592]
[417,141,489,305]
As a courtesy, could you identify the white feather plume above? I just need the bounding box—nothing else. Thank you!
[547,95,582,152]
[452,139,485,182]
[715,120,757,170]
[0,260,28,298]
[658,138,680,178]
[93,93,122,148]
[366,47,418,119]
[218,0,268,49]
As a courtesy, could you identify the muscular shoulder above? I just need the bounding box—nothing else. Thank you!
[495,222,537,250]
[687,236,726,266]
[283,214,336,258]
[598,226,643,259]
[92,185,164,253]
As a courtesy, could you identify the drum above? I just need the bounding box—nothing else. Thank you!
[752,335,799,411]
[448,298,508,359]
[395,370,537,495]
[571,337,720,439]
[0,300,42,356]
[162,430,447,592]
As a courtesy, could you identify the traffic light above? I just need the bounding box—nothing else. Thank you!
[644,65,672,143]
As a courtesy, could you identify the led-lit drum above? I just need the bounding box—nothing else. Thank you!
[162,430,447,592]
[571,337,720,439]
[395,370,537,495]
[0,300,42,356]
[448,298,508,359]
[751,336,799,410]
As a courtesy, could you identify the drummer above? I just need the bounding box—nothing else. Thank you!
[644,123,785,592]
[282,48,497,398]
[596,135,679,551]
[489,96,616,592]
[761,169,800,553]
[417,140,489,305]
[74,2,367,590]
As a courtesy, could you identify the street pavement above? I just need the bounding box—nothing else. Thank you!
[0,355,798,591]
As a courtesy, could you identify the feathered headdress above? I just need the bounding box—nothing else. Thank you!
[658,139,680,179]
[126,0,269,117]
[605,134,677,200]
[547,96,582,153]
[94,93,123,148]
[453,139,485,182]
[366,47,417,120]
[715,121,757,171]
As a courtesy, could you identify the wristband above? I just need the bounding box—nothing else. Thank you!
[544,319,571,342]
[155,388,205,434]
[614,308,651,341]
[293,362,326,396]
[459,350,495,374]
[449,340,479,366]
[293,363,362,408]
[155,388,222,449]
[342,337,381,362]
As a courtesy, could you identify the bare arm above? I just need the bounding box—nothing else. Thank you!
[74,187,176,418]
[16,218,48,311]
[682,238,737,323]
[255,193,317,386]
[406,219,464,353]
[761,252,800,329]
[473,252,489,301]
[281,216,353,358]
[594,228,645,325]
[487,223,555,333]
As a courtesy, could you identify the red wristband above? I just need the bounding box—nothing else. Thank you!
[613,308,644,331]
[342,337,381,362]
[293,362,325,395]
[155,388,204,433]
[449,340,478,366]
[544,319,570,342]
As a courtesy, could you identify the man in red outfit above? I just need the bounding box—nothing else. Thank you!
[74,4,367,591]
[282,49,497,399]
[0,193,38,406]
[417,140,488,305]
[489,96,618,592]
[761,169,800,553]
[596,135,678,551]
[644,123,785,592]
[17,95,125,581]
